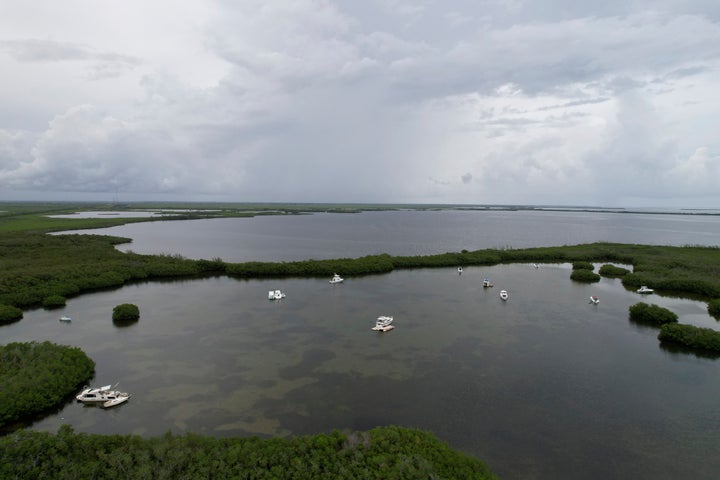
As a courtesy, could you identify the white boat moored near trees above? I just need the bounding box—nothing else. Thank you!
[76,385,130,408]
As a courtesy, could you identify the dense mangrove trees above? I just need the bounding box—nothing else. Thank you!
[0,425,498,479]
[0,342,95,429]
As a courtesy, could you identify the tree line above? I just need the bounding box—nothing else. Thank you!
[3,233,720,321]
[0,425,497,479]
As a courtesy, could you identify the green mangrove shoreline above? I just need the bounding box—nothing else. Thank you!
[3,231,720,311]
[0,425,498,480]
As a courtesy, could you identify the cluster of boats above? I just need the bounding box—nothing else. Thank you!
[268,274,344,301]
[76,384,130,408]
[481,277,507,300]
[70,270,658,416]
[473,267,655,307]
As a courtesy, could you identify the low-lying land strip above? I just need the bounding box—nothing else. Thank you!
[2,230,720,313]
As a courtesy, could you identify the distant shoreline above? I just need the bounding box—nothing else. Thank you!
[2,200,719,218]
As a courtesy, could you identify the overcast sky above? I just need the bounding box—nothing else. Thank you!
[1,1,720,207]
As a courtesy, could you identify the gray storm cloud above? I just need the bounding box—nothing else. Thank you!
[1,1,719,206]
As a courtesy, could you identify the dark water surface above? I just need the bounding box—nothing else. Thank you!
[60,209,720,261]
[4,264,720,479]
[8,210,720,478]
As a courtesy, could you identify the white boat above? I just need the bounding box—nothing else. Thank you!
[457,267,463,274]
[589,295,600,305]
[372,315,395,331]
[329,274,344,284]
[499,289,509,301]
[76,385,130,408]
[268,289,286,300]
[59,315,72,322]
[372,324,395,332]
[637,286,654,294]
[376,315,393,326]
[483,278,493,288]
[532,263,539,269]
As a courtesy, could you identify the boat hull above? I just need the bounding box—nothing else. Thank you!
[372,325,395,332]
[103,396,129,408]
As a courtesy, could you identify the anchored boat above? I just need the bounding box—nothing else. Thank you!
[268,290,286,300]
[76,385,130,408]
[372,315,395,332]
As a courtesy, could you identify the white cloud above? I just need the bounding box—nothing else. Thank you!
[665,147,720,189]
[1,1,720,206]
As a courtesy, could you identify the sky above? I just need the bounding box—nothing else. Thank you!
[1,1,720,207]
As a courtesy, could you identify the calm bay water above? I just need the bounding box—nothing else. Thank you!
[60,209,720,261]
[6,209,720,479]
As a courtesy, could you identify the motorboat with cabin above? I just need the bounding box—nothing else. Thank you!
[372,315,395,332]
[499,289,509,301]
[76,385,130,408]
[268,290,286,300]
[329,274,344,284]
[59,315,72,322]
[589,295,600,305]
[483,278,493,288]
[636,286,654,294]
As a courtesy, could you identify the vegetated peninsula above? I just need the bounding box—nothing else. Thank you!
[0,425,498,479]
[2,202,720,476]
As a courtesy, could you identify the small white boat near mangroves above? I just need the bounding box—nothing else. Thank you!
[76,385,130,408]
[636,286,654,294]
[268,290,286,300]
[499,290,509,301]
[589,295,600,305]
[329,274,344,284]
